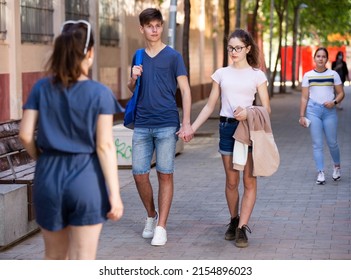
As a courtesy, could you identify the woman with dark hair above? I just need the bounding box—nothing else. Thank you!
[19,20,124,259]
[186,29,271,248]
[332,51,349,110]
[299,47,345,185]
[332,51,349,85]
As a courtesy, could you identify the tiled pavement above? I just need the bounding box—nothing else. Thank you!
[1,87,350,260]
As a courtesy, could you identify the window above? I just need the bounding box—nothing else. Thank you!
[99,0,120,46]
[20,0,54,43]
[65,0,89,21]
[0,1,6,40]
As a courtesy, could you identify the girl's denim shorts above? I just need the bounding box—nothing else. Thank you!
[219,120,252,155]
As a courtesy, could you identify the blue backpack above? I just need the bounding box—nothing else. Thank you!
[123,49,144,129]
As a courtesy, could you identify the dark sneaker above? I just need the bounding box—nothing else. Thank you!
[235,225,252,248]
[225,216,239,240]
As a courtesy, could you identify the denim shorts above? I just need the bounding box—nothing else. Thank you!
[219,121,239,155]
[219,120,252,155]
[132,126,178,174]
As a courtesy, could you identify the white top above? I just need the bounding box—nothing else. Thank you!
[211,66,267,117]
[301,69,342,104]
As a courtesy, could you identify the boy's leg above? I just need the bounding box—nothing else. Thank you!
[134,173,157,217]
[132,128,157,217]
[154,126,178,228]
[156,172,173,228]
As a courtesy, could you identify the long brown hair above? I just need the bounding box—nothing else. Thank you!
[46,21,94,87]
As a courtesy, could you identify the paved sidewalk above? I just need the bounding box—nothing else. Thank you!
[1,88,350,260]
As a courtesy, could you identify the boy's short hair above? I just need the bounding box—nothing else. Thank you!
[139,8,163,26]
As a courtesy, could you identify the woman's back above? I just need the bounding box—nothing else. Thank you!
[24,77,121,154]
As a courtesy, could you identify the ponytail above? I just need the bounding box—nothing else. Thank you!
[46,21,94,87]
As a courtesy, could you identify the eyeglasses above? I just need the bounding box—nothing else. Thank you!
[61,20,91,54]
[227,45,246,53]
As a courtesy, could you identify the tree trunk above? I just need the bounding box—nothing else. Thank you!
[183,0,191,83]
[235,0,241,29]
[270,0,285,97]
[250,0,260,39]
[281,0,288,93]
[291,5,299,89]
[223,0,230,67]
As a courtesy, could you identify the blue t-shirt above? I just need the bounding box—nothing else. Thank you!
[132,46,187,128]
[23,77,123,153]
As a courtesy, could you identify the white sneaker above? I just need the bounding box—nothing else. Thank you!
[316,171,325,185]
[142,211,158,239]
[332,167,341,181]
[151,226,167,246]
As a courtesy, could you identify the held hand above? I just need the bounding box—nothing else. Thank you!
[176,129,193,142]
[107,194,124,221]
[176,124,194,142]
[182,123,194,142]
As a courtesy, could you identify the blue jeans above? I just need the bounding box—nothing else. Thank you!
[132,127,178,174]
[306,99,340,172]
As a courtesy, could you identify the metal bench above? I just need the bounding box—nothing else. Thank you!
[0,120,36,221]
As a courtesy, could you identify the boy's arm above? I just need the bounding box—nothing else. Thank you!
[177,75,193,141]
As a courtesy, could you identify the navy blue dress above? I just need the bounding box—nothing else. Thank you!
[23,77,123,231]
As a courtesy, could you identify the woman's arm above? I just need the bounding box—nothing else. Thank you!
[19,109,40,160]
[191,81,220,133]
[257,81,271,114]
[96,114,124,221]
[323,84,345,109]
[299,87,309,127]
[333,84,345,104]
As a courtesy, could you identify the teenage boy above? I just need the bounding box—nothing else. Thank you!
[127,8,193,246]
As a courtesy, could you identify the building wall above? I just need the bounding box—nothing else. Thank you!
[0,45,9,72]
[99,46,122,99]
[0,73,10,121]
[0,44,10,121]
[20,45,50,107]
[0,0,221,122]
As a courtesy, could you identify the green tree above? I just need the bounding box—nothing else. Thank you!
[261,0,351,94]
[301,0,351,46]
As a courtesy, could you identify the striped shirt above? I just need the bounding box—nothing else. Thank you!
[301,69,342,104]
